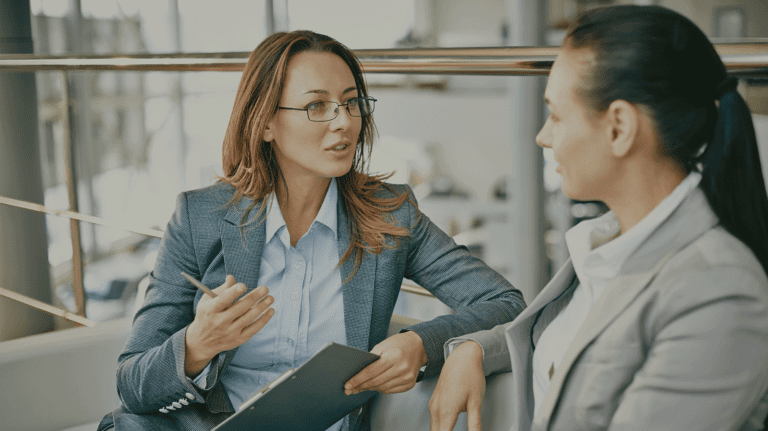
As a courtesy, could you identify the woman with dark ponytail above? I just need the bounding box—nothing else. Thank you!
[430,5,768,431]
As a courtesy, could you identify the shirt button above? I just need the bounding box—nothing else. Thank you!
[293,261,302,269]
[287,338,295,347]
[291,292,299,300]
[179,398,189,406]
[185,393,195,400]
[159,408,169,414]
[172,401,182,409]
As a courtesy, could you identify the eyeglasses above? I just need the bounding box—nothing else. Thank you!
[278,97,376,122]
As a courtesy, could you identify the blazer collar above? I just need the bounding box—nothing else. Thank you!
[533,187,719,426]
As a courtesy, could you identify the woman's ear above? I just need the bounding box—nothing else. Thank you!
[263,118,275,143]
[605,99,640,158]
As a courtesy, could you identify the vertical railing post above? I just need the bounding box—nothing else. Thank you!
[0,0,55,340]
[61,70,86,317]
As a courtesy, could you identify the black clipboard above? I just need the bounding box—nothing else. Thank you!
[212,343,380,431]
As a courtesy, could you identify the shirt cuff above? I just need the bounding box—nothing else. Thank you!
[190,361,214,390]
[444,338,486,360]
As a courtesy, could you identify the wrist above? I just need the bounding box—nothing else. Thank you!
[456,340,483,362]
[402,329,428,367]
[184,326,214,377]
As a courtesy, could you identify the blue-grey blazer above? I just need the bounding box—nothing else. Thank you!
[100,181,525,431]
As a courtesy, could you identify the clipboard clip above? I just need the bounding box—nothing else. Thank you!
[239,368,295,410]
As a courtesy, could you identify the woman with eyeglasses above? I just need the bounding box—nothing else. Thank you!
[98,30,524,431]
[429,5,768,431]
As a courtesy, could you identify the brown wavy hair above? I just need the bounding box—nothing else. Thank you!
[219,30,414,280]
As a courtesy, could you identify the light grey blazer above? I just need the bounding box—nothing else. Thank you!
[99,181,524,431]
[462,187,768,431]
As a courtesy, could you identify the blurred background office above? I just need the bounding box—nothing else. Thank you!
[1,0,767,340]
[1,1,767,431]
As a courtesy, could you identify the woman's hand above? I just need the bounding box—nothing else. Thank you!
[344,330,428,395]
[429,340,486,431]
[184,275,275,377]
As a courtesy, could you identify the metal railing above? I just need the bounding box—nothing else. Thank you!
[0,44,766,75]
[1,44,767,318]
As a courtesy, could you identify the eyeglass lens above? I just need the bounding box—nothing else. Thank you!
[308,97,375,121]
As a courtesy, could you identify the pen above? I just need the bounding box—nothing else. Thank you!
[181,272,218,298]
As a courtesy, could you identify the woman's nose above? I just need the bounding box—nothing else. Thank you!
[331,104,354,130]
[535,120,551,149]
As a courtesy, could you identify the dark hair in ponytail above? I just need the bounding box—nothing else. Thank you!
[564,5,768,275]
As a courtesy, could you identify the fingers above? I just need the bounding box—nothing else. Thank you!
[227,285,269,316]
[344,361,388,395]
[429,405,460,431]
[467,402,483,431]
[232,293,274,328]
[211,275,236,295]
[209,280,246,312]
[240,307,275,339]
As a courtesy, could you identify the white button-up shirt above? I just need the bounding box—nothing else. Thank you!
[532,172,702,415]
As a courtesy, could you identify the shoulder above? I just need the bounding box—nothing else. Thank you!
[654,225,768,308]
[178,181,237,216]
[371,182,413,200]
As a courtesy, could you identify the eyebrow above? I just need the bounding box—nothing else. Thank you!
[303,86,358,95]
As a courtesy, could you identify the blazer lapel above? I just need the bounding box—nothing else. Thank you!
[504,260,576,431]
[216,196,267,380]
[336,199,377,352]
[219,197,267,292]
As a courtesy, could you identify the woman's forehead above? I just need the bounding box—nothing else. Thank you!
[282,51,357,96]
[546,48,592,107]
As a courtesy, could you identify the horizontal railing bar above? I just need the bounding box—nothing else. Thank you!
[0,196,164,239]
[0,194,439,298]
[0,286,96,327]
[0,45,765,76]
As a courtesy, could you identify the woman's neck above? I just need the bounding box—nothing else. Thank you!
[604,158,687,235]
[275,176,332,247]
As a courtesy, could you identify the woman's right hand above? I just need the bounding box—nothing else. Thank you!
[184,275,275,377]
[429,340,486,431]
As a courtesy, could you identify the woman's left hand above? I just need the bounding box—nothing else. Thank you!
[344,330,428,395]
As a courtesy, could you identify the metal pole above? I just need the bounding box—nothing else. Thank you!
[61,71,86,317]
[0,0,55,340]
[0,45,765,75]
[506,0,547,302]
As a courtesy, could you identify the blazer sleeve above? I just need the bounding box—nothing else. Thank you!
[444,323,515,376]
[398,185,526,377]
[607,266,768,431]
[115,192,229,414]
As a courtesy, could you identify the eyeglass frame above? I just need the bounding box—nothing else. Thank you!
[277,96,377,122]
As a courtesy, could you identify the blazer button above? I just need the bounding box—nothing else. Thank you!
[185,392,196,401]
[159,408,169,414]
[172,401,182,409]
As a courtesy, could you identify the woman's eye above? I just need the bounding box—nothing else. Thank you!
[307,101,325,111]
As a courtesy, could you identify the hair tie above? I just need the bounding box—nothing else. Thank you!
[715,76,738,100]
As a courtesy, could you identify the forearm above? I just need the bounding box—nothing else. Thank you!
[117,327,205,414]
[406,298,520,377]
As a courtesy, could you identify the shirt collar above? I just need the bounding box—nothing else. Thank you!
[566,171,702,282]
[265,178,339,245]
